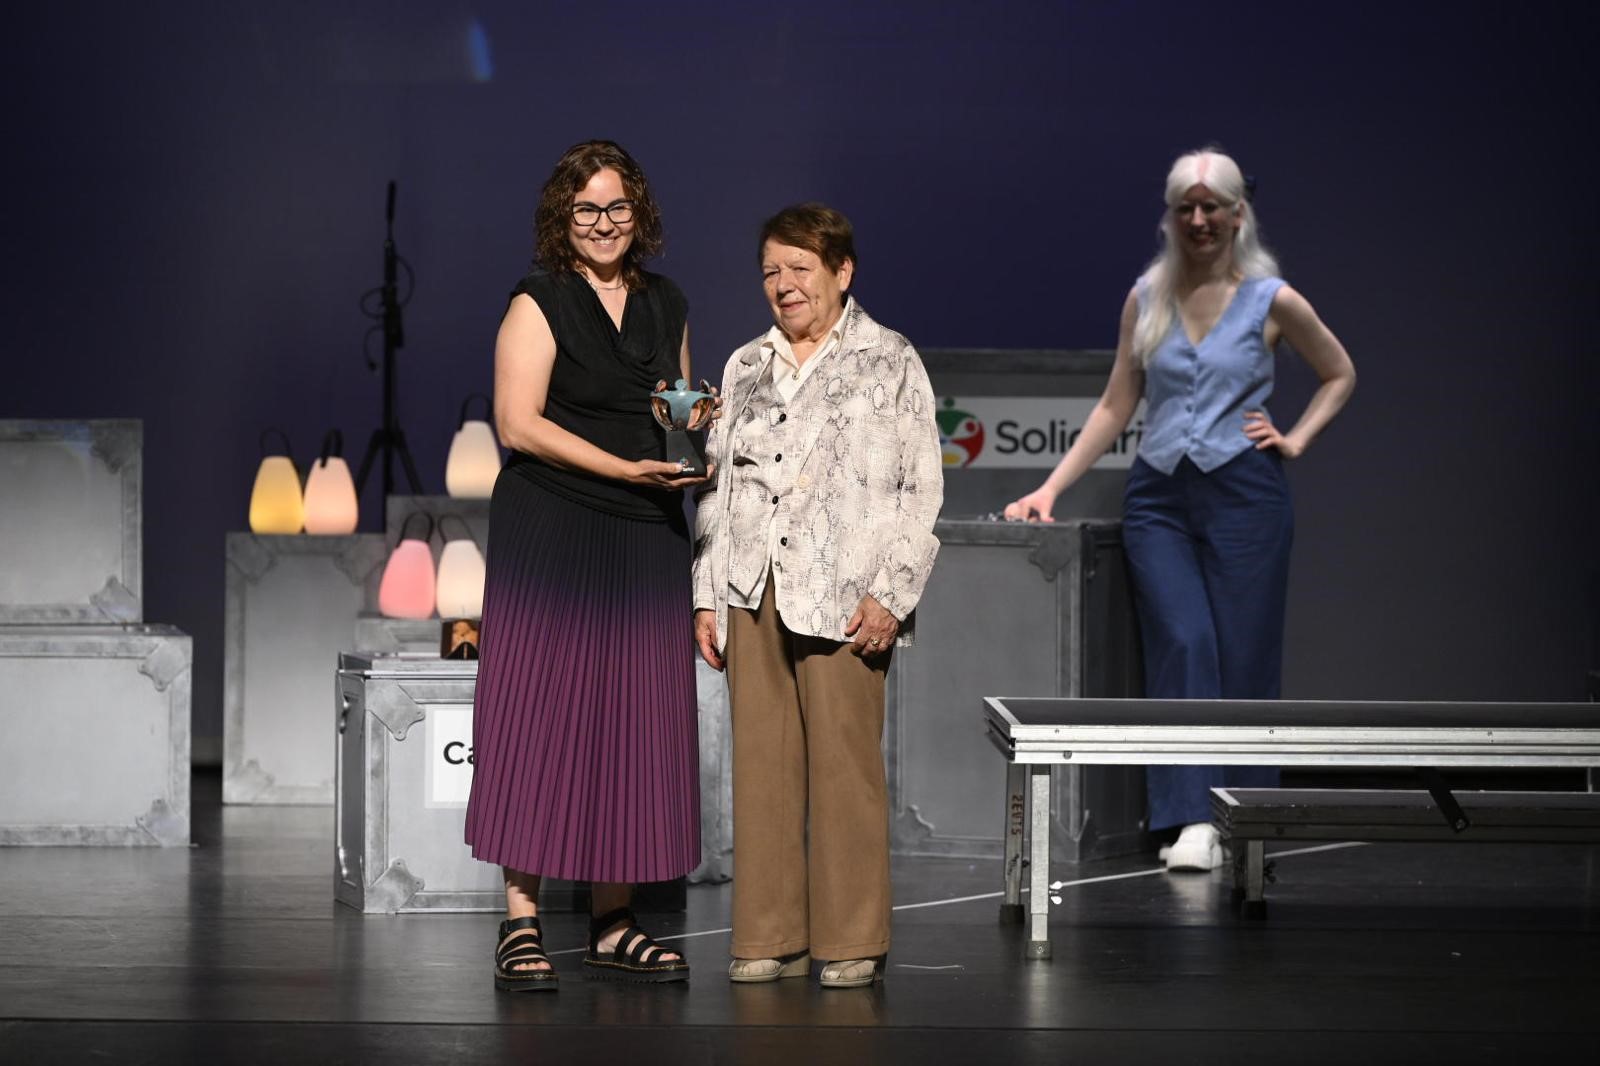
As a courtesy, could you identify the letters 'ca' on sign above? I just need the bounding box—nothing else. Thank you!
[424,705,474,808]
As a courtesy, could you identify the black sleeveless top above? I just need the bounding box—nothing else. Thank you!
[503,269,688,521]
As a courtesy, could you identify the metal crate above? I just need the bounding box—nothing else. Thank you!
[887,518,1146,862]
[352,615,443,656]
[0,625,190,846]
[335,655,497,912]
[224,533,387,804]
[336,655,702,913]
[693,657,732,884]
[0,420,142,623]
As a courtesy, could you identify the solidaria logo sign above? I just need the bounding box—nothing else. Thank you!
[934,397,1145,469]
[937,398,985,467]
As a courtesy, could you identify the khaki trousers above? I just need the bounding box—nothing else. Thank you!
[725,578,892,961]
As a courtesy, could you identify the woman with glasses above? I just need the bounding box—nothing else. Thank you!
[1004,148,1356,872]
[692,203,943,987]
[465,140,708,989]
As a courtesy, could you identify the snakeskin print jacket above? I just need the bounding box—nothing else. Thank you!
[692,301,943,652]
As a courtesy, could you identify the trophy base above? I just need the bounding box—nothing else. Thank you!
[664,428,708,479]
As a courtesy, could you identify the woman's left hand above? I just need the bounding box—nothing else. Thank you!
[844,595,899,658]
[1243,411,1304,459]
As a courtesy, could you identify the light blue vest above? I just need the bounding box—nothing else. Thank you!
[1137,276,1286,474]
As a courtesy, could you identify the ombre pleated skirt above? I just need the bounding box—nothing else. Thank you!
[463,469,700,883]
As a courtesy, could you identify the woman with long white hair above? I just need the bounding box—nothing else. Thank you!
[1004,148,1356,871]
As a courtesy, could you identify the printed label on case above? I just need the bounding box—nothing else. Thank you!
[425,705,474,808]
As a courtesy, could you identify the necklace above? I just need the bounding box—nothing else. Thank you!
[582,270,625,292]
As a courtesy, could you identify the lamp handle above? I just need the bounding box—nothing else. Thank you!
[259,427,294,459]
[396,511,435,545]
[458,393,493,428]
[438,513,481,551]
[317,429,344,467]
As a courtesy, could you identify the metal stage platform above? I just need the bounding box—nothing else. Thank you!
[985,697,1600,955]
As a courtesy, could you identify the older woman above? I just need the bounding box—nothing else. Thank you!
[1005,148,1356,871]
[692,203,942,988]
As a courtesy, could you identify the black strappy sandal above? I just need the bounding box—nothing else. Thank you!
[494,915,559,992]
[582,907,690,984]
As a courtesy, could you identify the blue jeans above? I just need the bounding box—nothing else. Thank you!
[1122,449,1293,830]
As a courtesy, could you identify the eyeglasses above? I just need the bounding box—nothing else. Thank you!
[571,200,635,227]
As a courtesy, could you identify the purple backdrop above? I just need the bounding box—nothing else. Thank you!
[4,0,1597,758]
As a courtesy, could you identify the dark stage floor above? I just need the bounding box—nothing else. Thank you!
[2,771,1598,1065]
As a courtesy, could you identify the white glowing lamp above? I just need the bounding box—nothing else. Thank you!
[435,515,486,618]
[445,394,501,498]
[302,430,359,535]
[378,513,436,619]
[248,429,304,534]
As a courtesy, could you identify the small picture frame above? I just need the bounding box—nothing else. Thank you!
[441,618,481,660]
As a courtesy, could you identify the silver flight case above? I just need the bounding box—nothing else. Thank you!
[0,625,191,846]
[335,654,498,913]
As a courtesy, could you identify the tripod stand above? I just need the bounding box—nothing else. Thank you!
[355,180,424,497]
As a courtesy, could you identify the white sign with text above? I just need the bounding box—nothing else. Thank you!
[936,396,1148,469]
[425,705,474,809]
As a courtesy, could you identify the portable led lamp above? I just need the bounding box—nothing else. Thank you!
[302,429,359,534]
[248,428,304,534]
[377,512,436,619]
[444,393,501,498]
[434,514,486,619]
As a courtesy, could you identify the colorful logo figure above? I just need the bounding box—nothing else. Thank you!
[936,398,984,467]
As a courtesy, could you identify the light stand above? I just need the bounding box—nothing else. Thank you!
[356,180,424,498]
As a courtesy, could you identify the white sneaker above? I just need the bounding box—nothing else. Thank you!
[1164,822,1221,872]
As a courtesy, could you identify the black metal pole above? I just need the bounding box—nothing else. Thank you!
[355,180,422,501]
[381,180,403,497]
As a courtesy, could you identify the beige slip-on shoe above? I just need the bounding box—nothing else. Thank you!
[818,957,884,989]
[728,952,811,983]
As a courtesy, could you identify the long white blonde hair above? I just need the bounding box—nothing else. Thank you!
[1131,149,1279,366]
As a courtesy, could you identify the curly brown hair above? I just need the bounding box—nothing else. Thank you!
[533,140,663,291]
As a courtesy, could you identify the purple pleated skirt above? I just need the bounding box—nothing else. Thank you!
[463,469,700,883]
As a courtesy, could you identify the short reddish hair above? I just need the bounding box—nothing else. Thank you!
[757,202,856,275]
